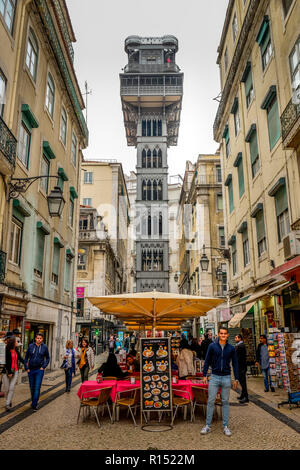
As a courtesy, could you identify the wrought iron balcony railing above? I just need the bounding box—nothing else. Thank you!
[124,63,180,73]
[0,115,17,168]
[76,308,91,322]
[0,250,6,284]
[281,97,300,148]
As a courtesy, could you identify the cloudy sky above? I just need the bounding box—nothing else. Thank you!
[67,0,228,178]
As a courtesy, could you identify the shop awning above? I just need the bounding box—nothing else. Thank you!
[228,302,255,328]
[271,255,300,282]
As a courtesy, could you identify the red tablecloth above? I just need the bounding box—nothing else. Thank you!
[77,379,140,403]
[171,380,208,400]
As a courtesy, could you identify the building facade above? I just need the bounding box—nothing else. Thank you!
[0,0,88,369]
[214,0,300,339]
[120,36,183,292]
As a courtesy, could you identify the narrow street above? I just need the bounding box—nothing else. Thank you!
[0,354,299,450]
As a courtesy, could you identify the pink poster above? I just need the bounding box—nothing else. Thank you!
[76,287,85,298]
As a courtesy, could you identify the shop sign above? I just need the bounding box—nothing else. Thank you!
[141,337,172,415]
[76,287,85,298]
[231,304,245,315]
[25,322,31,330]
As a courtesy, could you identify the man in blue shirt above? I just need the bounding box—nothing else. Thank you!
[24,333,50,411]
[201,326,239,437]
[256,335,275,393]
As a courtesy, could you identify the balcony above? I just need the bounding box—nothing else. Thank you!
[120,75,183,98]
[0,115,17,173]
[75,309,91,323]
[79,230,98,241]
[124,63,180,74]
[281,97,300,149]
[0,250,6,284]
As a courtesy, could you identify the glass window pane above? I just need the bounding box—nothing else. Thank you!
[40,155,49,193]
[0,69,6,117]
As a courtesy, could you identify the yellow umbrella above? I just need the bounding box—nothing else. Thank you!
[88,291,224,333]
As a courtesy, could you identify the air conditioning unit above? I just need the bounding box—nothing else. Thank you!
[283,231,300,260]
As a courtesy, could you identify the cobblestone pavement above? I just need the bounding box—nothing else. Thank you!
[0,356,299,450]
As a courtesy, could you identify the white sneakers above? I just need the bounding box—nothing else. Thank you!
[200,425,211,434]
[200,425,232,436]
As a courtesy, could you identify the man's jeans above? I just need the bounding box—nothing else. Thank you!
[28,369,44,408]
[261,367,272,391]
[206,374,231,428]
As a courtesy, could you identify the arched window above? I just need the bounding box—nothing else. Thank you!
[142,149,146,168]
[158,149,162,168]
[159,213,163,236]
[153,180,158,201]
[147,119,151,137]
[153,250,158,271]
[159,250,164,270]
[157,180,162,200]
[148,214,152,236]
[147,149,151,168]
[142,180,147,201]
[158,120,162,136]
[153,119,157,136]
[147,180,151,201]
[153,149,157,168]
[147,250,152,271]
[142,250,147,271]
[142,120,146,136]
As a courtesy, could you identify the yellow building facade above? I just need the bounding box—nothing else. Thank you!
[0,0,88,368]
[214,0,300,336]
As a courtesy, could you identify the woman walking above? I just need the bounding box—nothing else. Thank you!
[78,338,95,383]
[62,340,78,392]
[3,335,24,411]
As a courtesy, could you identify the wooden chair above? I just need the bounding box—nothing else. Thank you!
[186,375,201,381]
[77,386,113,428]
[102,376,117,380]
[114,388,141,426]
[171,388,194,425]
[191,386,221,421]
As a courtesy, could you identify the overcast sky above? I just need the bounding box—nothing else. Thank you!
[67,0,228,178]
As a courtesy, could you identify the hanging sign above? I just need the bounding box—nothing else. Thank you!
[140,337,172,414]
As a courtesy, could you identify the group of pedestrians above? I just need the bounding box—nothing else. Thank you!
[108,333,137,356]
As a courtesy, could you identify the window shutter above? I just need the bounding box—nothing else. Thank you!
[35,229,45,273]
[245,70,253,96]
[238,160,245,198]
[256,210,266,242]
[249,132,258,164]
[52,244,60,275]
[261,29,271,56]
[275,186,288,216]
[228,181,234,213]
[242,229,248,243]
[267,98,281,149]
[65,259,71,291]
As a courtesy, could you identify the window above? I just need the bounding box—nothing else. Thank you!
[40,154,50,194]
[69,199,74,227]
[237,159,245,198]
[0,69,7,117]
[18,121,31,168]
[52,243,60,285]
[282,0,293,18]
[224,47,229,73]
[232,13,238,43]
[247,127,260,178]
[82,198,92,206]
[232,241,237,276]
[242,63,254,108]
[46,73,55,117]
[216,165,222,183]
[77,250,87,270]
[34,229,45,278]
[289,38,300,93]
[142,149,146,168]
[64,259,71,292]
[217,194,223,211]
[224,128,230,158]
[84,171,93,184]
[219,227,225,247]
[60,107,67,145]
[228,180,234,214]
[0,0,16,33]
[79,216,89,230]
[274,185,290,242]
[9,217,22,265]
[242,230,250,267]
[25,28,39,82]
[267,95,281,150]
[255,210,267,257]
[234,107,240,136]
[257,17,273,71]
[71,132,77,166]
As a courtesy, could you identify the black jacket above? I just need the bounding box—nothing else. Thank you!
[3,348,24,375]
[98,363,128,379]
[190,343,202,360]
[235,342,247,372]
[200,338,213,360]
[203,339,239,380]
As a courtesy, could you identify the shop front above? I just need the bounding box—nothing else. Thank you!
[0,292,28,335]
[23,321,51,352]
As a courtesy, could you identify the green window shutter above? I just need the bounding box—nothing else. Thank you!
[249,131,258,164]
[238,160,245,198]
[261,29,271,56]
[64,259,71,292]
[245,69,253,96]
[274,185,288,216]
[267,97,281,150]
[256,210,266,242]
[228,181,234,214]
[35,229,45,273]
[242,229,248,243]
[52,244,60,276]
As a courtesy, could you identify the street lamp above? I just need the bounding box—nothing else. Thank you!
[200,244,230,272]
[200,253,209,272]
[47,186,65,217]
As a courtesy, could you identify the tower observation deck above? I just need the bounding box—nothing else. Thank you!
[120,36,183,292]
